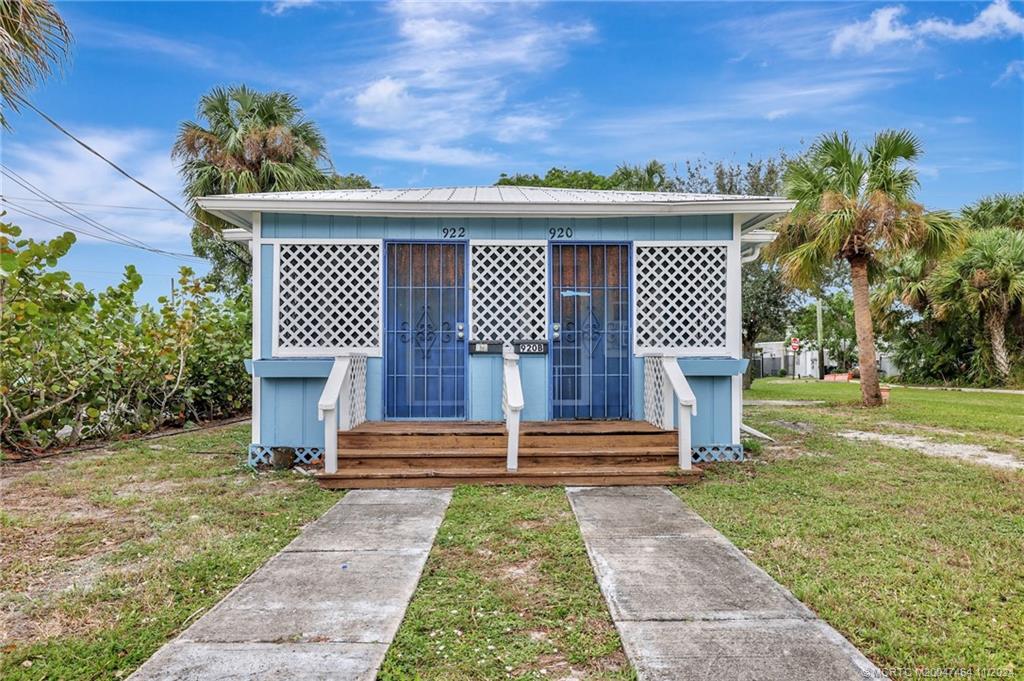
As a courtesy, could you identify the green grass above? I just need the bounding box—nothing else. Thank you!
[379,486,633,681]
[748,378,1024,437]
[677,382,1024,675]
[0,425,337,680]
[5,382,1023,678]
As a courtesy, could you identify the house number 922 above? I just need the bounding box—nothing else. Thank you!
[441,226,466,238]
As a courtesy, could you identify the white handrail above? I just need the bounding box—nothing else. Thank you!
[644,356,697,470]
[317,355,367,475]
[501,344,524,471]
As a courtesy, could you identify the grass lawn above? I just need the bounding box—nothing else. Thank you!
[678,379,1024,675]
[0,423,337,680]
[748,377,1024,438]
[379,486,633,681]
[3,381,1022,679]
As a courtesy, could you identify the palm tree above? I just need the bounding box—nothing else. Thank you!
[929,227,1024,383]
[0,0,72,129]
[173,85,341,290]
[961,193,1024,232]
[768,130,958,406]
[609,160,671,192]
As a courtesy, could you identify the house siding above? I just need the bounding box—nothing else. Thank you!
[250,211,743,455]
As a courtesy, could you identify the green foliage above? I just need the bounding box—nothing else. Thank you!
[497,155,787,197]
[927,227,1024,382]
[872,194,1024,386]
[0,220,250,453]
[767,129,961,405]
[174,84,369,293]
[0,0,71,130]
[793,291,858,371]
[741,263,793,345]
[769,130,958,288]
[884,311,979,385]
[497,161,671,191]
[961,193,1024,232]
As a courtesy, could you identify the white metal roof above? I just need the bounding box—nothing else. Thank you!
[197,185,795,229]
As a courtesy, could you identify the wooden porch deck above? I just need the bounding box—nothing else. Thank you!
[315,421,702,489]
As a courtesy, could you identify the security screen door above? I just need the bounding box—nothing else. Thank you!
[384,242,467,419]
[550,243,631,419]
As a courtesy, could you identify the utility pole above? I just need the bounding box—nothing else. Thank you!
[816,297,825,380]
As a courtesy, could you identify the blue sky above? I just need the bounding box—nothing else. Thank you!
[2,0,1022,303]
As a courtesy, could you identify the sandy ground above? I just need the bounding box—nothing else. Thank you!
[838,431,1023,470]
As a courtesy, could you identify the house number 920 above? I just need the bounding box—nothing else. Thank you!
[548,227,574,239]
[441,226,466,238]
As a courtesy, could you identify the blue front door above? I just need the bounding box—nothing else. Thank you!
[551,243,631,419]
[384,242,467,419]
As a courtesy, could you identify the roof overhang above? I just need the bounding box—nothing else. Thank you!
[197,195,796,230]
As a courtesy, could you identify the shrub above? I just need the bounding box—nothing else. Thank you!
[0,221,250,454]
[777,368,788,377]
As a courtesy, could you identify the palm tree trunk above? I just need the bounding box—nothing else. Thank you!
[848,255,883,406]
[984,301,1011,383]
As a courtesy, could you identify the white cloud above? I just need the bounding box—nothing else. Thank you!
[1,128,192,246]
[995,59,1024,84]
[77,20,221,70]
[332,0,594,163]
[355,140,499,166]
[494,113,560,144]
[263,0,316,16]
[832,0,1024,55]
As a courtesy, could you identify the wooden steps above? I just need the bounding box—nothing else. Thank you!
[317,421,701,489]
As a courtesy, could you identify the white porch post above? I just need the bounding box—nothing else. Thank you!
[322,407,338,474]
[676,399,692,470]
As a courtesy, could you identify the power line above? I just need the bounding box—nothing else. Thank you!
[13,95,248,267]
[0,165,203,261]
[1,164,160,250]
[2,199,204,261]
[1,194,178,213]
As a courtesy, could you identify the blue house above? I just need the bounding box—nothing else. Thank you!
[198,187,791,487]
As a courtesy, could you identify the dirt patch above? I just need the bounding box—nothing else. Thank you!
[761,444,826,461]
[513,518,553,530]
[115,480,183,497]
[839,431,1023,470]
[769,420,816,433]
[499,558,541,586]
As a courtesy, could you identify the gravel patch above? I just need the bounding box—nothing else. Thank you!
[839,431,1023,470]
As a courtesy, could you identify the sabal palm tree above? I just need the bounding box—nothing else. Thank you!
[929,227,1024,383]
[610,160,670,192]
[0,0,71,129]
[961,193,1024,232]
[173,85,340,290]
[768,130,958,406]
[871,253,932,333]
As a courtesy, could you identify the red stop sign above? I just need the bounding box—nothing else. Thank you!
[790,337,800,351]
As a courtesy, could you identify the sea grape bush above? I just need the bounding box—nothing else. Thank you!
[0,220,250,454]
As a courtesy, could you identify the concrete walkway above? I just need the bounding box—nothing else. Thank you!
[567,486,886,681]
[129,488,452,680]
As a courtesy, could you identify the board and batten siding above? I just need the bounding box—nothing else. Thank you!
[260,213,734,241]
[250,211,742,450]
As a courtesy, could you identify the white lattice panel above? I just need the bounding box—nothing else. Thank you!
[643,356,669,429]
[342,355,367,430]
[274,242,382,356]
[470,243,547,342]
[634,244,728,352]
